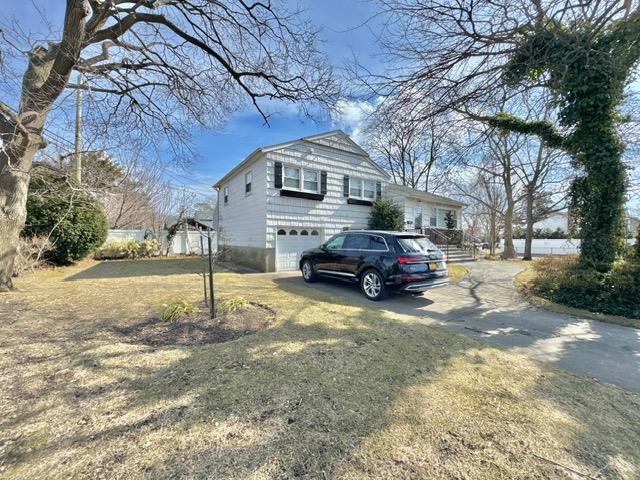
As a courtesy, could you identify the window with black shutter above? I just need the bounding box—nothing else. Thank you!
[320,171,327,195]
[343,175,349,197]
[274,162,283,189]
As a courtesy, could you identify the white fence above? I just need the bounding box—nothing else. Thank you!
[105,229,217,255]
[508,238,636,256]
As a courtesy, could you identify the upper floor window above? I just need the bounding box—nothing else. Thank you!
[245,171,252,194]
[349,178,362,197]
[349,177,375,200]
[283,166,319,193]
[303,170,318,192]
[223,186,229,205]
[363,180,375,199]
[284,166,300,189]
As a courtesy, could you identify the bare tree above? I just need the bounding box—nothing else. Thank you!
[454,161,507,258]
[363,105,462,193]
[367,0,640,270]
[513,140,571,260]
[0,0,337,290]
[484,134,525,259]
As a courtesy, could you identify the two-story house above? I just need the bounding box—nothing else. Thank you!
[214,130,465,272]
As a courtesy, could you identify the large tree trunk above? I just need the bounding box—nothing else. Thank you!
[522,186,534,261]
[0,142,39,290]
[500,179,518,259]
[574,111,626,271]
[489,210,497,257]
[0,1,88,290]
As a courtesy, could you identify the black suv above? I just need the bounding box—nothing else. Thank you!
[299,230,448,301]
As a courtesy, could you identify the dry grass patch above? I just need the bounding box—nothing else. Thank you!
[0,258,639,479]
[447,263,469,283]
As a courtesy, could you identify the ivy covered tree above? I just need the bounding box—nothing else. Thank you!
[372,0,640,271]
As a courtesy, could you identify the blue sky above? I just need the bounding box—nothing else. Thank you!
[188,0,383,192]
[1,0,382,197]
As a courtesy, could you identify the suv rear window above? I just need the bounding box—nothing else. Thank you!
[397,236,438,253]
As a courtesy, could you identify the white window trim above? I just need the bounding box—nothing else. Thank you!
[244,170,253,195]
[427,207,458,229]
[223,185,229,205]
[349,177,376,200]
[281,164,320,194]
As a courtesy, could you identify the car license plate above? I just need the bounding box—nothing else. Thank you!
[429,262,439,271]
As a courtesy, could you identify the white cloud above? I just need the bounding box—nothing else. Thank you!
[331,98,381,145]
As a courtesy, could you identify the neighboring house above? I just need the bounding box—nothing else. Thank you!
[534,210,639,238]
[213,130,465,272]
[533,212,570,232]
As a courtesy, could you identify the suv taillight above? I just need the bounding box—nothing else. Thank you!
[397,256,424,264]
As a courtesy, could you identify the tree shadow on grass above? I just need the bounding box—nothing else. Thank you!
[4,270,640,479]
[64,258,206,280]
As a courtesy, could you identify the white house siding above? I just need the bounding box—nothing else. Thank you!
[264,141,388,250]
[217,156,267,249]
[399,197,462,231]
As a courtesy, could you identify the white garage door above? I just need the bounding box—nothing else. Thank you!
[276,228,322,271]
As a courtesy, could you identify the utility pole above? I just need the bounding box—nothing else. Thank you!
[74,75,84,185]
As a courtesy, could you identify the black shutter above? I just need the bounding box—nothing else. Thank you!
[343,175,350,197]
[320,171,327,195]
[274,162,282,189]
[376,181,382,199]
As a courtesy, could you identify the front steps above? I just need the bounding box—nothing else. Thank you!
[436,245,477,263]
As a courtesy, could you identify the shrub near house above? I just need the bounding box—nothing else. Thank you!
[94,239,162,260]
[368,198,404,231]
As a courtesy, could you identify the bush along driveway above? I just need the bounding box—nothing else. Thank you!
[1,258,639,479]
[280,260,640,392]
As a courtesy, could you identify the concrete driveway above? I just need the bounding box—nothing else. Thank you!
[271,261,640,392]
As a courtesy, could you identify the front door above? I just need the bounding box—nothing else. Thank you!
[414,207,423,232]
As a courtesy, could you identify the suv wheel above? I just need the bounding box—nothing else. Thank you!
[361,269,387,301]
[301,259,317,283]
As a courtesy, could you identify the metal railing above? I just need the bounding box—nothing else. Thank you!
[405,227,480,260]
[462,230,483,259]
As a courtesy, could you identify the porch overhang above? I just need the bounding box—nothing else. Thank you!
[386,184,466,208]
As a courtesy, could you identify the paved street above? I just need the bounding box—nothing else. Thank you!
[272,261,640,391]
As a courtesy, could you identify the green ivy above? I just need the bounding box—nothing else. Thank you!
[488,10,640,271]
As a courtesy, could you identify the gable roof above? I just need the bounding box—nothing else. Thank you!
[213,130,390,188]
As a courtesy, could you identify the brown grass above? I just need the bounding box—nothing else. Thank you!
[0,258,639,479]
[447,263,468,283]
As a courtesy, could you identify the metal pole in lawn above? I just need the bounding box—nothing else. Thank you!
[207,228,215,319]
[199,227,208,306]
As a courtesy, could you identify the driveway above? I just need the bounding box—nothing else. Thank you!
[272,261,640,392]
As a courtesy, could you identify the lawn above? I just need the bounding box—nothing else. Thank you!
[1,258,639,479]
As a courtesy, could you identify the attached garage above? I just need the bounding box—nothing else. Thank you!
[276,228,323,271]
